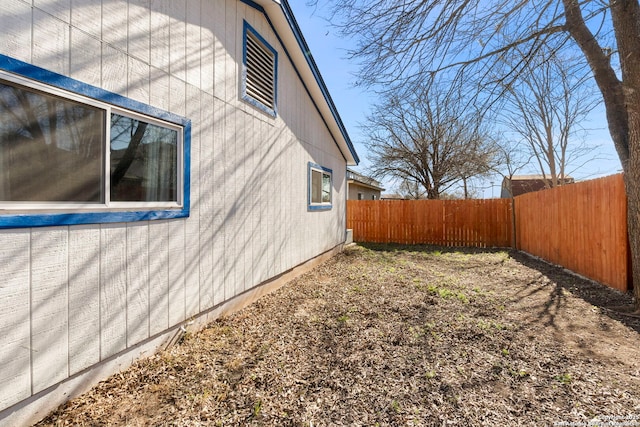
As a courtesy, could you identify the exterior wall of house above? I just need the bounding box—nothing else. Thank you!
[348,183,382,200]
[0,0,348,422]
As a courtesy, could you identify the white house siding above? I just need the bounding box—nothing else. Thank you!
[0,0,351,422]
[348,184,382,201]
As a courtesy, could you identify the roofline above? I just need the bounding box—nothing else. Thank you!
[245,0,360,165]
[347,180,385,192]
[504,174,574,181]
[346,168,385,191]
[279,1,359,164]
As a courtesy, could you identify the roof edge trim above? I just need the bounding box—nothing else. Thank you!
[279,0,359,164]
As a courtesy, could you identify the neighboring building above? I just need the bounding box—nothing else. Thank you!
[0,1,359,425]
[347,168,385,200]
[380,194,407,200]
[501,175,575,198]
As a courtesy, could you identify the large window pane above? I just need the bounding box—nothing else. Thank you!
[322,173,331,203]
[309,165,332,207]
[311,169,322,204]
[110,113,178,202]
[0,80,104,202]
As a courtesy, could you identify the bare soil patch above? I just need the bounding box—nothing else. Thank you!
[38,244,640,426]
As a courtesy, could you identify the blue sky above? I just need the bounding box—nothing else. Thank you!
[288,2,623,198]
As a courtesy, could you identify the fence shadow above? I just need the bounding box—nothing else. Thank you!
[510,251,640,334]
[356,242,640,334]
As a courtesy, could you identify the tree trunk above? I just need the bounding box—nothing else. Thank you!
[626,172,640,306]
[111,121,148,187]
[611,0,640,308]
[427,185,439,199]
[463,177,469,199]
[563,0,640,307]
[623,83,640,307]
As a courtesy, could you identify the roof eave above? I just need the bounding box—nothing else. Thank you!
[348,180,385,192]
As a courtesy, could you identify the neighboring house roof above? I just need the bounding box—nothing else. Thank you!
[380,194,405,200]
[501,175,575,198]
[251,0,359,166]
[347,168,385,191]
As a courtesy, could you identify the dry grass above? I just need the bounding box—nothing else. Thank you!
[38,244,640,426]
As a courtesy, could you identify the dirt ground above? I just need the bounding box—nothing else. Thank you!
[38,244,640,426]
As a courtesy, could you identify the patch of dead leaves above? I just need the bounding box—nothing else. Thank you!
[38,245,640,426]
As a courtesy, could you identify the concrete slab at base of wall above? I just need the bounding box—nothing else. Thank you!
[0,243,344,427]
[345,229,353,245]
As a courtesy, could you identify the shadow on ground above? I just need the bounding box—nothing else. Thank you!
[358,242,640,334]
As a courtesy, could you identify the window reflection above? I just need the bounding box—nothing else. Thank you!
[0,81,104,202]
[310,166,332,205]
[110,114,178,202]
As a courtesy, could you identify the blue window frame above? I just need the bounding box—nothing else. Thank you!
[308,162,332,211]
[242,21,278,117]
[0,54,190,229]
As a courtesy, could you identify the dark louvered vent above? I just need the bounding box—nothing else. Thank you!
[245,32,276,110]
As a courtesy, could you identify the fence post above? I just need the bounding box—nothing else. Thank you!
[511,196,517,249]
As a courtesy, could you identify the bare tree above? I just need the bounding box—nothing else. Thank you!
[497,46,600,187]
[364,83,498,199]
[310,0,640,309]
[454,133,500,198]
[488,132,536,197]
[397,178,427,200]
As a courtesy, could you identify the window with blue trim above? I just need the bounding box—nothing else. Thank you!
[242,21,278,116]
[0,57,190,228]
[308,162,332,210]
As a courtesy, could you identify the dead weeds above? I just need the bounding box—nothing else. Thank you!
[38,244,640,426]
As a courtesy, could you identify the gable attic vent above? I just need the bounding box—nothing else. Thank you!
[245,30,277,112]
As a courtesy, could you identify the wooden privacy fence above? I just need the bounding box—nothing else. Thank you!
[347,198,513,248]
[347,174,629,291]
[515,173,628,291]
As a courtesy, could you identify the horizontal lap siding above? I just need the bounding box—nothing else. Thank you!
[0,0,349,418]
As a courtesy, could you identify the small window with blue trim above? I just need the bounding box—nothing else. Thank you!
[0,55,190,228]
[242,21,278,116]
[308,162,332,210]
